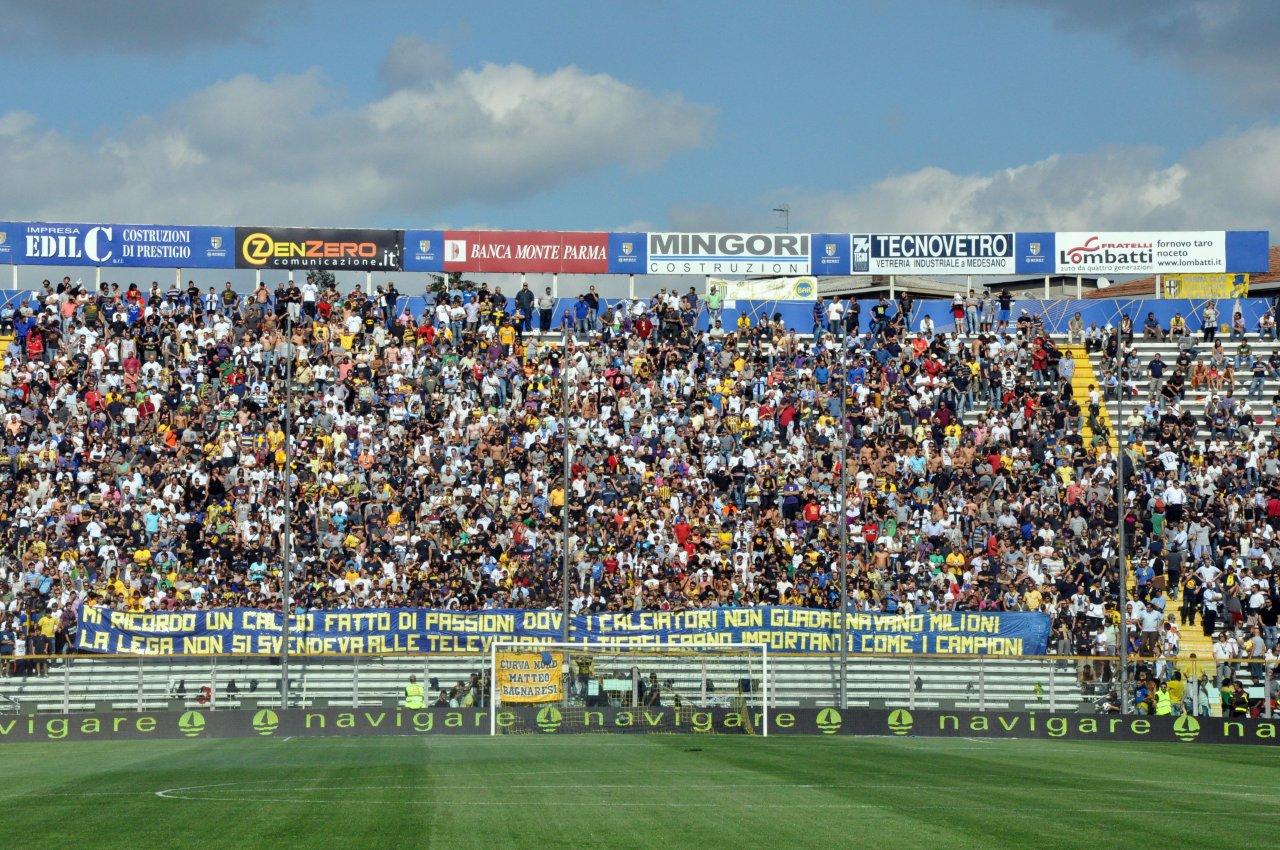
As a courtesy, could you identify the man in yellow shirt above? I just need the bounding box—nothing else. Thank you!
[498,321,516,354]
[35,612,58,676]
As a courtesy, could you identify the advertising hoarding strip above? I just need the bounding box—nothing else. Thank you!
[233,227,403,271]
[0,221,1269,277]
[0,707,1273,745]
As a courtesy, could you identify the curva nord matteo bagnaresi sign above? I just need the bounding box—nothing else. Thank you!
[0,707,1274,746]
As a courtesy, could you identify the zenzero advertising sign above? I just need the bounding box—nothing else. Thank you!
[1055,231,1227,275]
[852,233,1015,275]
[235,227,403,271]
[646,233,811,275]
[441,231,610,273]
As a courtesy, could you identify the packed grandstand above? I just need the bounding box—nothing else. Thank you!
[0,273,1278,717]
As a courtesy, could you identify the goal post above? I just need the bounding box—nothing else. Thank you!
[488,641,769,736]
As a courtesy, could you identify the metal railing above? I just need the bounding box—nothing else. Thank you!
[2,652,1270,717]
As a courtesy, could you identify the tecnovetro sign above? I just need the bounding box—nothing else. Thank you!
[852,233,1015,275]
[10,222,235,268]
[647,233,811,275]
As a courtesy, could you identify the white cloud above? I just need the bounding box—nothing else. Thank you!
[671,126,1280,235]
[0,53,712,225]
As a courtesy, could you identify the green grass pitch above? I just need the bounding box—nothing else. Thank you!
[1,735,1277,848]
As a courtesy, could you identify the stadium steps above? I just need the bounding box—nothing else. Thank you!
[1078,334,1280,444]
[1061,342,1117,453]
[1067,333,1266,663]
[0,655,1087,714]
[1179,627,1215,662]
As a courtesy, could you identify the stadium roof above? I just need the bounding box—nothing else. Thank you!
[1082,245,1280,298]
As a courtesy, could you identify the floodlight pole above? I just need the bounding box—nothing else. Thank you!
[562,334,572,642]
[1116,369,1128,714]
[837,343,849,710]
[281,312,293,709]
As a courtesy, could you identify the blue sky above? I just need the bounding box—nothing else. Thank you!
[0,0,1276,237]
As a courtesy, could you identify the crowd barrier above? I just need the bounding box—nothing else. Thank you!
[0,652,1274,747]
[1,652,1271,720]
[0,288,1274,339]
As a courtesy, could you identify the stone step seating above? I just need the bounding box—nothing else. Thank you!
[0,654,1086,714]
[1079,335,1280,442]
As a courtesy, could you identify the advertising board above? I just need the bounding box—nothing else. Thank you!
[852,233,1016,275]
[647,233,811,275]
[235,227,402,270]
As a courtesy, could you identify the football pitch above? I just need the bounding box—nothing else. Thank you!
[1,734,1277,849]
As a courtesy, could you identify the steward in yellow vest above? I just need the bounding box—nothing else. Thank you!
[404,675,426,709]
[1154,684,1172,716]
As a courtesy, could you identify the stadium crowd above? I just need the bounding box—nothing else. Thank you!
[0,275,1276,714]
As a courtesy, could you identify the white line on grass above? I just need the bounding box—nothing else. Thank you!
[148,790,1280,817]
[152,779,1280,805]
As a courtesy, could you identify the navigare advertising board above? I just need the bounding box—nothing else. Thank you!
[441,230,610,274]
[7,222,236,268]
[851,233,1015,275]
[234,227,403,271]
[4,707,1278,745]
[647,233,811,275]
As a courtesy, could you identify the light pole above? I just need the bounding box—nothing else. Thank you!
[837,342,849,709]
[281,312,294,709]
[1116,363,1128,714]
[561,335,572,642]
[772,205,791,234]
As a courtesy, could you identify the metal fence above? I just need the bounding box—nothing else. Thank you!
[3,652,1271,718]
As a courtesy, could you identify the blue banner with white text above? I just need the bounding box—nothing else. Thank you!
[74,605,1050,656]
[402,229,444,272]
[607,231,646,274]
[810,233,851,276]
[0,222,1266,277]
[5,221,235,268]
